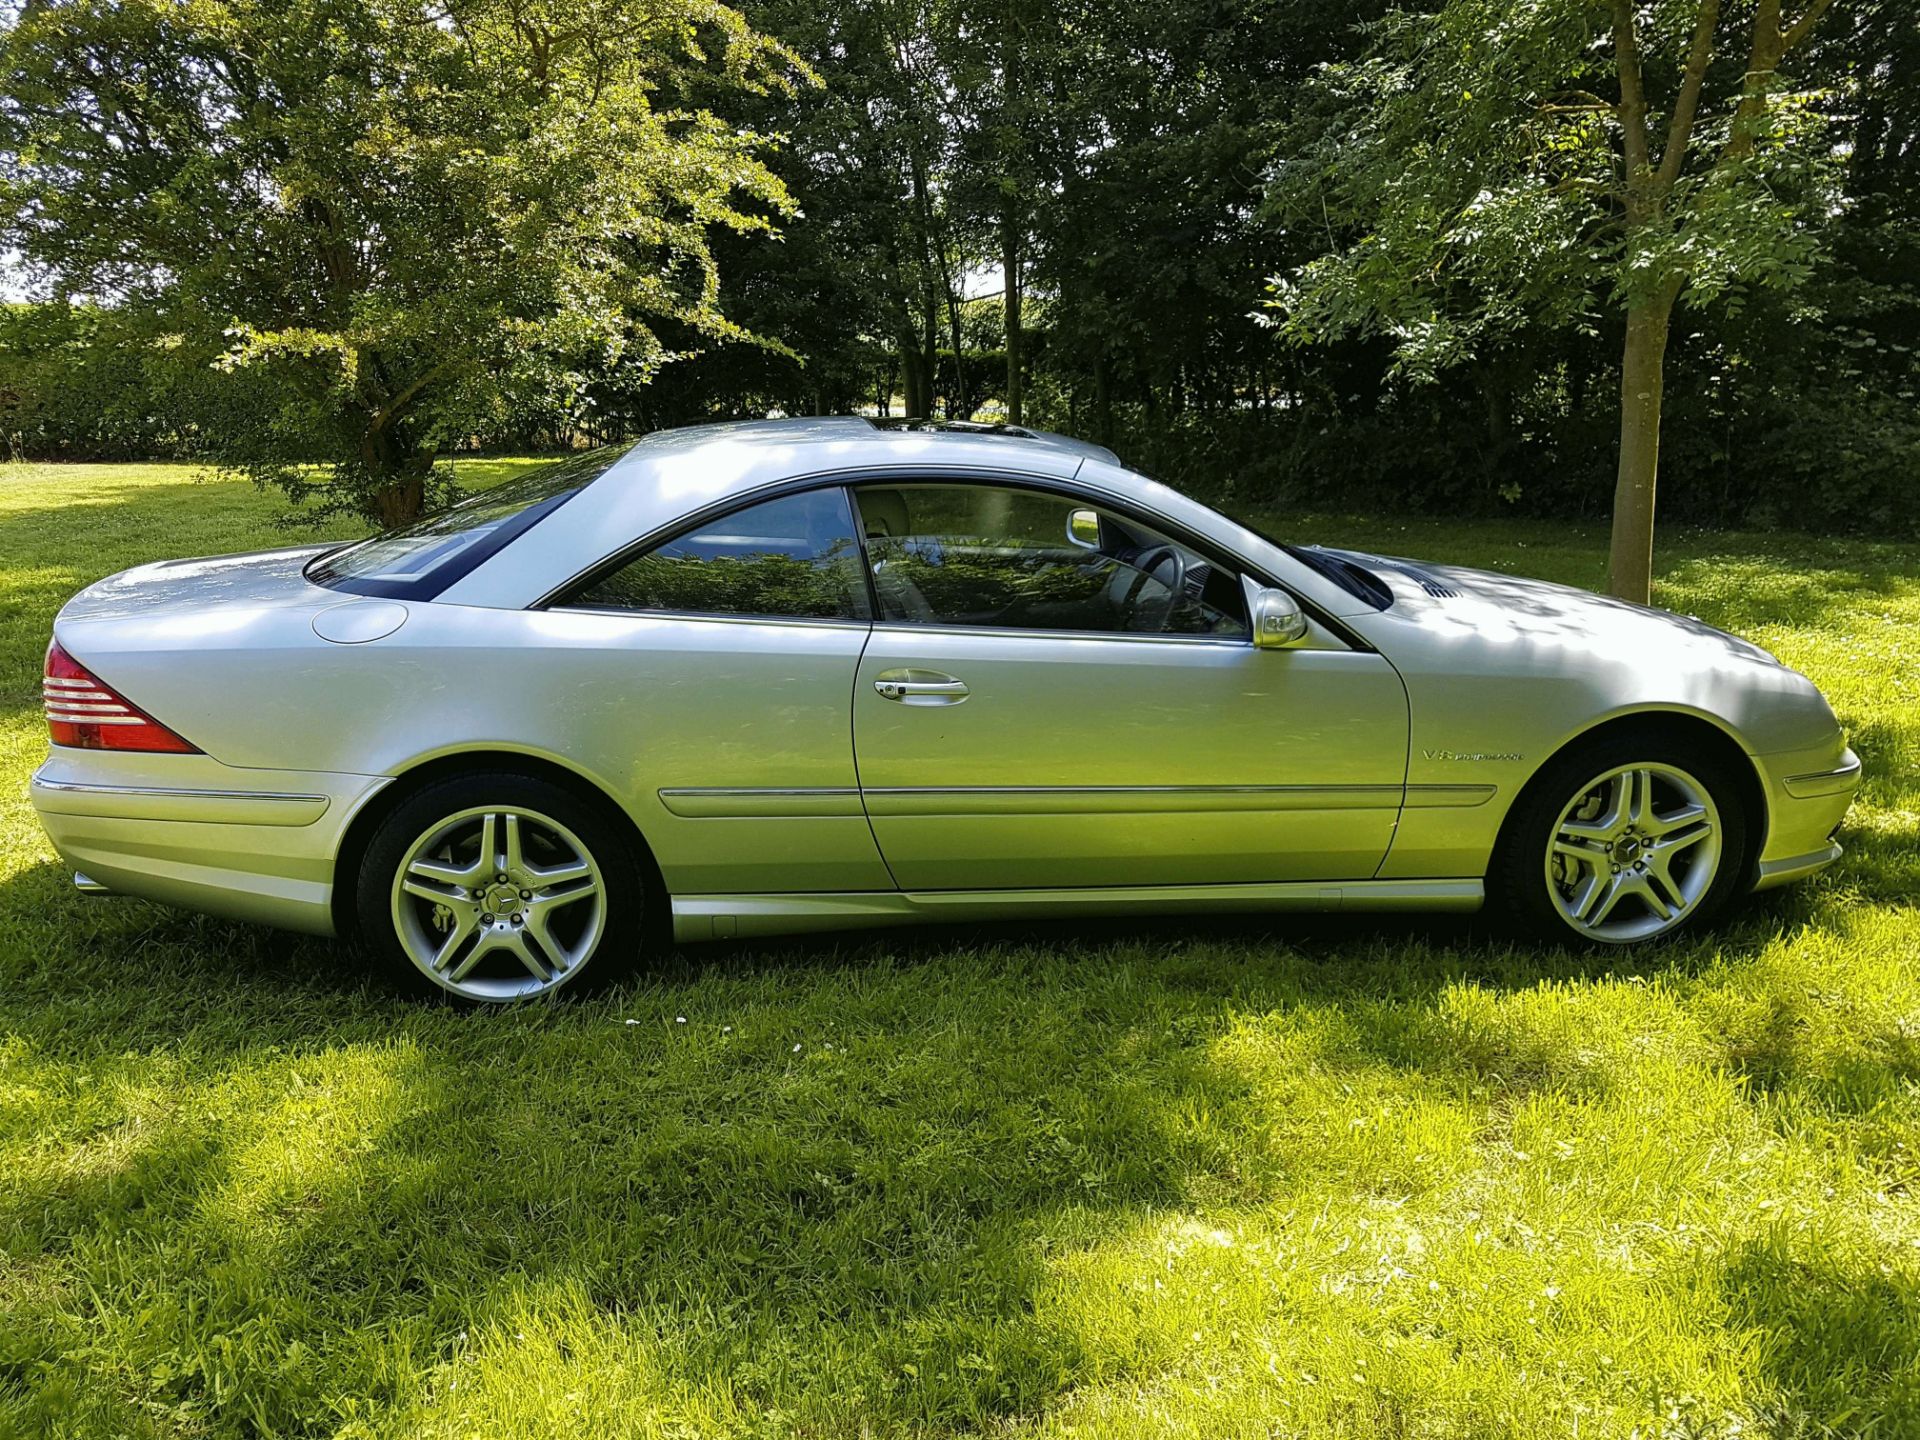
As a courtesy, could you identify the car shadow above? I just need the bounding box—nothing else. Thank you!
[5,829,1917,1431]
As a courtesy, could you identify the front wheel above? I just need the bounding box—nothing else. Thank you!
[1495,736,1750,946]
[356,772,647,1002]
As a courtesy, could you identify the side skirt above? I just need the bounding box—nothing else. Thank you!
[671,878,1484,942]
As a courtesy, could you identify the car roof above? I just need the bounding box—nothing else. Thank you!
[592,416,1121,483]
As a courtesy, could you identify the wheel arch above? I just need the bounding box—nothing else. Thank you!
[1492,708,1770,888]
[330,747,667,940]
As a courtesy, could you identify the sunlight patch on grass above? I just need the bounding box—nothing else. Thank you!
[0,463,1916,1436]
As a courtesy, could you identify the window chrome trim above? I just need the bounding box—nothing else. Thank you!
[548,607,874,633]
[867,622,1253,648]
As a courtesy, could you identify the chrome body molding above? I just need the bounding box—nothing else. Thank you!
[1404,785,1495,808]
[861,784,1405,816]
[1783,754,1864,799]
[32,778,331,827]
[1753,842,1847,892]
[671,879,1486,942]
[657,787,863,818]
[654,783,1499,820]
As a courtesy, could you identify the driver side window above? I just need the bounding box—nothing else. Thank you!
[853,483,1248,638]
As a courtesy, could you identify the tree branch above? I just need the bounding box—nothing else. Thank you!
[1546,90,1618,111]
[1783,0,1839,52]
[368,365,450,434]
[1655,0,1722,192]
[1722,0,1785,161]
[1612,0,1656,216]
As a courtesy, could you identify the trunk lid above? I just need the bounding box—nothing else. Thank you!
[56,545,338,623]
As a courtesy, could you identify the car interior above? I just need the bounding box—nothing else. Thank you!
[854,483,1249,636]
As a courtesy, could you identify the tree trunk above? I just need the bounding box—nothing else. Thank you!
[1093,350,1112,447]
[361,414,435,528]
[1003,209,1023,425]
[1606,291,1678,603]
[916,282,939,418]
[903,150,944,419]
[371,474,425,529]
[943,275,967,421]
[1001,33,1025,427]
[898,324,927,418]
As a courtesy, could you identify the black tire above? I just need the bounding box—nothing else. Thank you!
[355,770,650,1002]
[1491,729,1752,947]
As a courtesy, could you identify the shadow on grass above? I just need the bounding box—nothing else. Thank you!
[1721,1244,1920,1433]
[0,834,1880,1434]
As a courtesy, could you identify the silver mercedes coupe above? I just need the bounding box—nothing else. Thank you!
[32,418,1861,1002]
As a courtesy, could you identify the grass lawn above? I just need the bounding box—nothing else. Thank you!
[2,459,1918,1438]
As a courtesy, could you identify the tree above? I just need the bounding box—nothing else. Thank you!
[1265,0,1848,602]
[0,0,811,525]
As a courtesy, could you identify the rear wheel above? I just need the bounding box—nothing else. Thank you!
[1495,735,1750,946]
[356,772,647,1001]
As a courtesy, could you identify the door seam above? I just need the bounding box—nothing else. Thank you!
[848,624,905,891]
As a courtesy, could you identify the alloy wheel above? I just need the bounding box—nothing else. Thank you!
[1544,762,1723,943]
[389,805,607,1001]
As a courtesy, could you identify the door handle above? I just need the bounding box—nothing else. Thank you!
[873,669,970,704]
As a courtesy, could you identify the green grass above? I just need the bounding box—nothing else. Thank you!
[1,459,1917,1438]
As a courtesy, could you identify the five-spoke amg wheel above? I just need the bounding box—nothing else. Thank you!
[1497,733,1750,946]
[357,772,646,1001]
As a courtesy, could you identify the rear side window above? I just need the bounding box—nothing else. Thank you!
[307,447,625,599]
[563,488,871,622]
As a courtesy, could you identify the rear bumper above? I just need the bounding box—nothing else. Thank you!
[1752,745,1861,892]
[30,749,388,935]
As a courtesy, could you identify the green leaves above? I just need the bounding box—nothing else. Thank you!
[1262,0,1847,374]
[0,0,808,522]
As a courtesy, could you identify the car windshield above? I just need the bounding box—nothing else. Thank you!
[307,446,630,599]
[1232,515,1394,611]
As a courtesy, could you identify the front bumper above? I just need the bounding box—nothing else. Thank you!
[30,748,389,935]
[1751,745,1862,892]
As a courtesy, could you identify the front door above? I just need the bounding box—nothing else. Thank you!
[848,481,1410,891]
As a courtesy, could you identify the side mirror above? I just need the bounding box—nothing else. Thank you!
[1065,508,1102,549]
[1246,581,1310,649]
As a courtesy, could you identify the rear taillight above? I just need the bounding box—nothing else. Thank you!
[43,640,200,753]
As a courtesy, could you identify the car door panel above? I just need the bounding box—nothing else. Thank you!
[382,606,894,895]
[529,485,890,894]
[853,627,1411,890]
